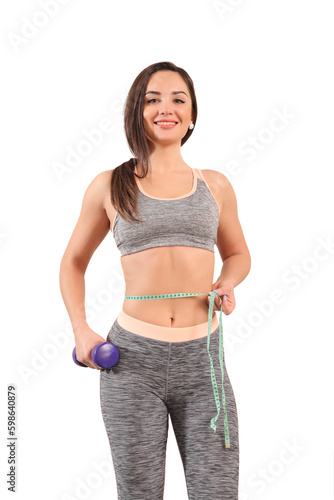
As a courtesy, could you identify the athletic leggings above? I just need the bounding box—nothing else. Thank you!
[99,310,240,500]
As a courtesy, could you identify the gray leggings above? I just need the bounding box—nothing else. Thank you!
[99,315,239,499]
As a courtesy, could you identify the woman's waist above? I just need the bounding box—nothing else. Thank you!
[122,292,213,328]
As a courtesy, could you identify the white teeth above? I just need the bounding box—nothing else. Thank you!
[156,122,176,125]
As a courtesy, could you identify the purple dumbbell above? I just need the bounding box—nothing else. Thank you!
[72,342,119,369]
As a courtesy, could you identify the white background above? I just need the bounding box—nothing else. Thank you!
[1,0,334,499]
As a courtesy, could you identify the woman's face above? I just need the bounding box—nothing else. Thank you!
[142,70,193,147]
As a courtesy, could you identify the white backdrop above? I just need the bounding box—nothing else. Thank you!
[1,1,333,499]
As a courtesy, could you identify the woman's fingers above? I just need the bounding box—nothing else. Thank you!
[210,288,236,314]
[207,291,222,311]
[213,287,236,315]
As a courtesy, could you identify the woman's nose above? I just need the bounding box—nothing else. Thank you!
[159,102,173,114]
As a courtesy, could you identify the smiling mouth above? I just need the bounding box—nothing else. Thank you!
[154,122,178,128]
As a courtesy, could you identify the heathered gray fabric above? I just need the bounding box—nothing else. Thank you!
[113,178,220,256]
[100,318,239,500]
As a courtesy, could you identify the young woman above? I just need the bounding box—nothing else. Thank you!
[59,61,251,500]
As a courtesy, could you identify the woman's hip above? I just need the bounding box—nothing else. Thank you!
[110,308,218,343]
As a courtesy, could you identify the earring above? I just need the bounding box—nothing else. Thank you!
[189,123,194,130]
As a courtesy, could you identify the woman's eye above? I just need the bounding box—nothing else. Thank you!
[146,99,185,104]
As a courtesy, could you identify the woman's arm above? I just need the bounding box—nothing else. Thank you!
[59,170,112,368]
[209,172,251,315]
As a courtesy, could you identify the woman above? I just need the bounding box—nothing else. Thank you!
[59,61,251,500]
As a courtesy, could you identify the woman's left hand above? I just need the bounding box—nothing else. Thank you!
[207,282,236,315]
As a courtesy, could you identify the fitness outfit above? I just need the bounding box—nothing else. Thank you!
[99,166,239,499]
[113,166,219,255]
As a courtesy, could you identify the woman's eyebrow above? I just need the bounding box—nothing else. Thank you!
[144,90,188,97]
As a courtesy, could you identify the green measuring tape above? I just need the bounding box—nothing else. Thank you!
[124,290,230,448]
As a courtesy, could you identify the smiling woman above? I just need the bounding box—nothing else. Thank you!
[147,90,188,127]
[59,61,251,500]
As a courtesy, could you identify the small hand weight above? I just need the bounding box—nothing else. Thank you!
[72,342,119,369]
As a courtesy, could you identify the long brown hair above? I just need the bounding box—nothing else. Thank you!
[110,61,198,223]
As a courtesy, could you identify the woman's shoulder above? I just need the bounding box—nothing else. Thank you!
[198,168,230,188]
[92,168,114,184]
[84,169,115,215]
[86,169,114,194]
[197,168,231,194]
[197,168,235,211]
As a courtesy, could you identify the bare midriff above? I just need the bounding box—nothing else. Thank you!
[104,165,220,342]
[120,245,216,341]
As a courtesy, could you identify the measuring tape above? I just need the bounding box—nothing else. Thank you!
[124,290,230,448]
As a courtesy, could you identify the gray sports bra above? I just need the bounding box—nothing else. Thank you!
[112,166,220,256]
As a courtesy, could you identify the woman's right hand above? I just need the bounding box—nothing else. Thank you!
[74,326,108,370]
